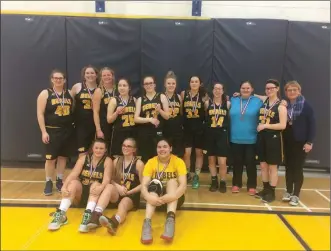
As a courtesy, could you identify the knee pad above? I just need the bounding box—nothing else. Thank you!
[148,179,163,196]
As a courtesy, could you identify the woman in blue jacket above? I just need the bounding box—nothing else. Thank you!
[229,81,262,195]
[282,81,316,206]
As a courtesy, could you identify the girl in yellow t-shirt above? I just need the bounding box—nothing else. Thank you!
[140,138,187,244]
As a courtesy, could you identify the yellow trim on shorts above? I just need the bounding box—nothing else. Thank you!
[280,131,284,163]
[45,126,61,129]
[0,10,210,20]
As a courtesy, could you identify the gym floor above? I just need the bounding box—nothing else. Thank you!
[1,167,330,250]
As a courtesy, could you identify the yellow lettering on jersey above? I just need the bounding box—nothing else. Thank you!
[184,101,201,108]
[142,103,157,112]
[211,116,224,128]
[170,107,180,118]
[186,108,199,118]
[123,106,135,113]
[82,100,91,109]
[122,114,135,127]
[51,98,72,106]
[208,109,227,116]
[54,105,70,116]
[104,97,110,105]
[80,93,91,99]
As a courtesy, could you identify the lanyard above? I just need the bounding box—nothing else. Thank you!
[88,155,104,179]
[53,88,65,112]
[189,91,199,113]
[119,95,128,106]
[240,96,251,116]
[122,157,135,184]
[165,93,175,115]
[264,99,279,120]
[105,88,114,99]
[213,99,222,124]
[156,158,170,181]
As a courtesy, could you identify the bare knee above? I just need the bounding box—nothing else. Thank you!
[195,149,203,157]
[166,179,178,193]
[46,159,56,165]
[64,180,82,198]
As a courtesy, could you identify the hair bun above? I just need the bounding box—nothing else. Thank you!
[166,70,176,79]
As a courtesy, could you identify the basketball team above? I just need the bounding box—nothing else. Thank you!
[36,66,316,243]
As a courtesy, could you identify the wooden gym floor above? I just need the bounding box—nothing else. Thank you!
[1,166,330,250]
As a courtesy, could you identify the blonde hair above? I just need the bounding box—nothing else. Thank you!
[112,138,137,183]
[164,70,177,82]
[99,67,115,95]
[284,80,302,92]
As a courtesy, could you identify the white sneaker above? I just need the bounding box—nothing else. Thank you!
[282,192,292,202]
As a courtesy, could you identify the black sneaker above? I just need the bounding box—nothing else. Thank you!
[262,190,275,203]
[209,179,219,192]
[56,178,63,192]
[219,180,227,193]
[255,188,268,199]
[99,215,118,235]
[44,180,53,196]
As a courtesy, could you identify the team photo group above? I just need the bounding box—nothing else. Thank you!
[36,65,316,243]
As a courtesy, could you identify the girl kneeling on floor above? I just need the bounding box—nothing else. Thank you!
[48,138,113,232]
[140,138,187,244]
[86,138,144,235]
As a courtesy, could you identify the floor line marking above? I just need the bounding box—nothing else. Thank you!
[298,200,312,212]
[277,214,311,251]
[2,180,330,192]
[1,198,61,202]
[315,189,330,202]
[264,203,273,211]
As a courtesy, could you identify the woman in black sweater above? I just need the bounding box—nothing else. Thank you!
[282,81,316,206]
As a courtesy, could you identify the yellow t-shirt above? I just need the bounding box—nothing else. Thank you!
[143,154,187,185]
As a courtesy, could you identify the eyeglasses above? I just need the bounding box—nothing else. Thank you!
[53,77,64,81]
[122,144,134,148]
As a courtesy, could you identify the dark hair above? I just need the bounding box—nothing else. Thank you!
[81,65,99,86]
[156,137,173,148]
[265,79,280,87]
[142,75,156,96]
[88,138,107,154]
[240,80,254,88]
[189,75,207,97]
[117,78,131,96]
[212,82,227,105]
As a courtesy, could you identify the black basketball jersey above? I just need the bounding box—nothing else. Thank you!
[118,157,140,191]
[163,93,182,130]
[99,88,115,125]
[79,154,106,186]
[113,96,136,130]
[140,93,163,129]
[182,91,205,129]
[206,99,229,128]
[45,89,73,127]
[259,98,281,126]
[75,83,96,123]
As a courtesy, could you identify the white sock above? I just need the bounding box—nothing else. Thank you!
[57,174,63,180]
[46,177,52,181]
[59,198,71,212]
[115,214,121,223]
[86,201,97,212]
[195,168,201,176]
[95,206,104,213]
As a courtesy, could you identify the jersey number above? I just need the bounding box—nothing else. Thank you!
[82,100,91,110]
[211,116,224,128]
[145,110,157,119]
[186,108,199,118]
[170,107,180,118]
[122,114,135,127]
[55,105,70,116]
[259,116,271,124]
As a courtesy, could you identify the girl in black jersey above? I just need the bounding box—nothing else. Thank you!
[71,65,99,156]
[255,79,287,203]
[134,76,170,162]
[48,139,113,232]
[87,138,144,235]
[107,79,137,157]
[93,67,116,152]
[204,83,231,193]
[181,76,208,189]
[37,70,74,196]
[162,71,184,157]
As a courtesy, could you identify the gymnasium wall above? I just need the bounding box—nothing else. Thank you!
[1,2,330,169]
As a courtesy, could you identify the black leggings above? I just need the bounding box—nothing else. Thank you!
[284,127,306,197]
[231,143,257,189]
